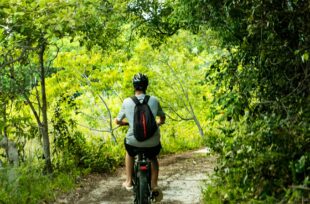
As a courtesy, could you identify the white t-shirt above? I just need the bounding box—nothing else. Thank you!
[116,94,165,147]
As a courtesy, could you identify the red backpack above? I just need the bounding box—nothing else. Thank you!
[131,95,158,141]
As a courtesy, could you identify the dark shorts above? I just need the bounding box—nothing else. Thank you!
[124,140,162,159]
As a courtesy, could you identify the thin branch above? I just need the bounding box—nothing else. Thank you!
[77,122,121,133]
[23,93,41,126]
[113,83,125,103]
[157,71,190,112]
[165,113,193,121]
[79,111,108,121]
[0,43,38,69]
[167,104,193,121]
[79,93,109,122]
[289,185,310,191]
[158,59,204,137]
[35,85,42,112]
[80,73,117,143]
[165,61,190,102]
[98,93,116,141]
[46,43,60,74]
[152,78,192,121]
[0,49,27,69]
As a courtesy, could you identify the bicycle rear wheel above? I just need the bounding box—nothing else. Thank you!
[139,172,150,204]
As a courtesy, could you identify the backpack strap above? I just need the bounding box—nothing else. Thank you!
[143,95,150,104]
[130,96,140,105]
[131,95,150,105]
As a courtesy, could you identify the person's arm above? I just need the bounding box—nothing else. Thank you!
[115,100,129,126]
[157,115,166,126]
[115,118,129,126]
[156,101,166,126]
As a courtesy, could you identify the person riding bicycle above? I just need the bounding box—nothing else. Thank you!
[115,73,165,198]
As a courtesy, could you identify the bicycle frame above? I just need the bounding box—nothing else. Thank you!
[133,153,152,204]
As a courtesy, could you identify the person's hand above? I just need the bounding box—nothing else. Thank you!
[115,118,129,126]
[119,120,129,126]
[157,121,164,126]
[157,116,166,127]
[121,121,129,126]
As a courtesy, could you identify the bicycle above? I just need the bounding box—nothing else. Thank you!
[132,152,152,204]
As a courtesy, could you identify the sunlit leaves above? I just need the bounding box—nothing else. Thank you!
[127,0,180,40]
[151,0,310,202]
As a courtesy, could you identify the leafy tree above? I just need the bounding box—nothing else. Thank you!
[0,0,125,173]
[108,30,223,138]
[127,0,310,202]
[127,0,180,40]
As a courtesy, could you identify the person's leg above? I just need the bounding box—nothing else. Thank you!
[146,144,161,189]
[123,152,134,188]
[150,156,163,202]
[147,144,163,201]
[150,157,159,189]
[123,141,136,189]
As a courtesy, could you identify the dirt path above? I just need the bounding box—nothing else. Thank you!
[55,149,216,204]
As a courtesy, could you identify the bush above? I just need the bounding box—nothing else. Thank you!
[0,164,77,204]
[203,113,310,203]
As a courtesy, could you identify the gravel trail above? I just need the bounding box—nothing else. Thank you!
[55,148,215,204]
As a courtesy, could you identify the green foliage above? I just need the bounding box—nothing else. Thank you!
[0,165,77,204]
[127,0,180,42]
[160,120,203,154]
[203,0,309,201]
[9,0,310,203]
[204,124,310,203]
[47,82,124,173]
[135,0,310,202]
[81,138,124,173]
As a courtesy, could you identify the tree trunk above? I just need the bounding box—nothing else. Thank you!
[0,101,19,166]
[192,114,204,137]
[1,101,9,159]
[187,100,204,137]
[39,42,53,173]
[165,62,204,138]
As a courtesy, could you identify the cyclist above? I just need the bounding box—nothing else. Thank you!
[115,73,165,198]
